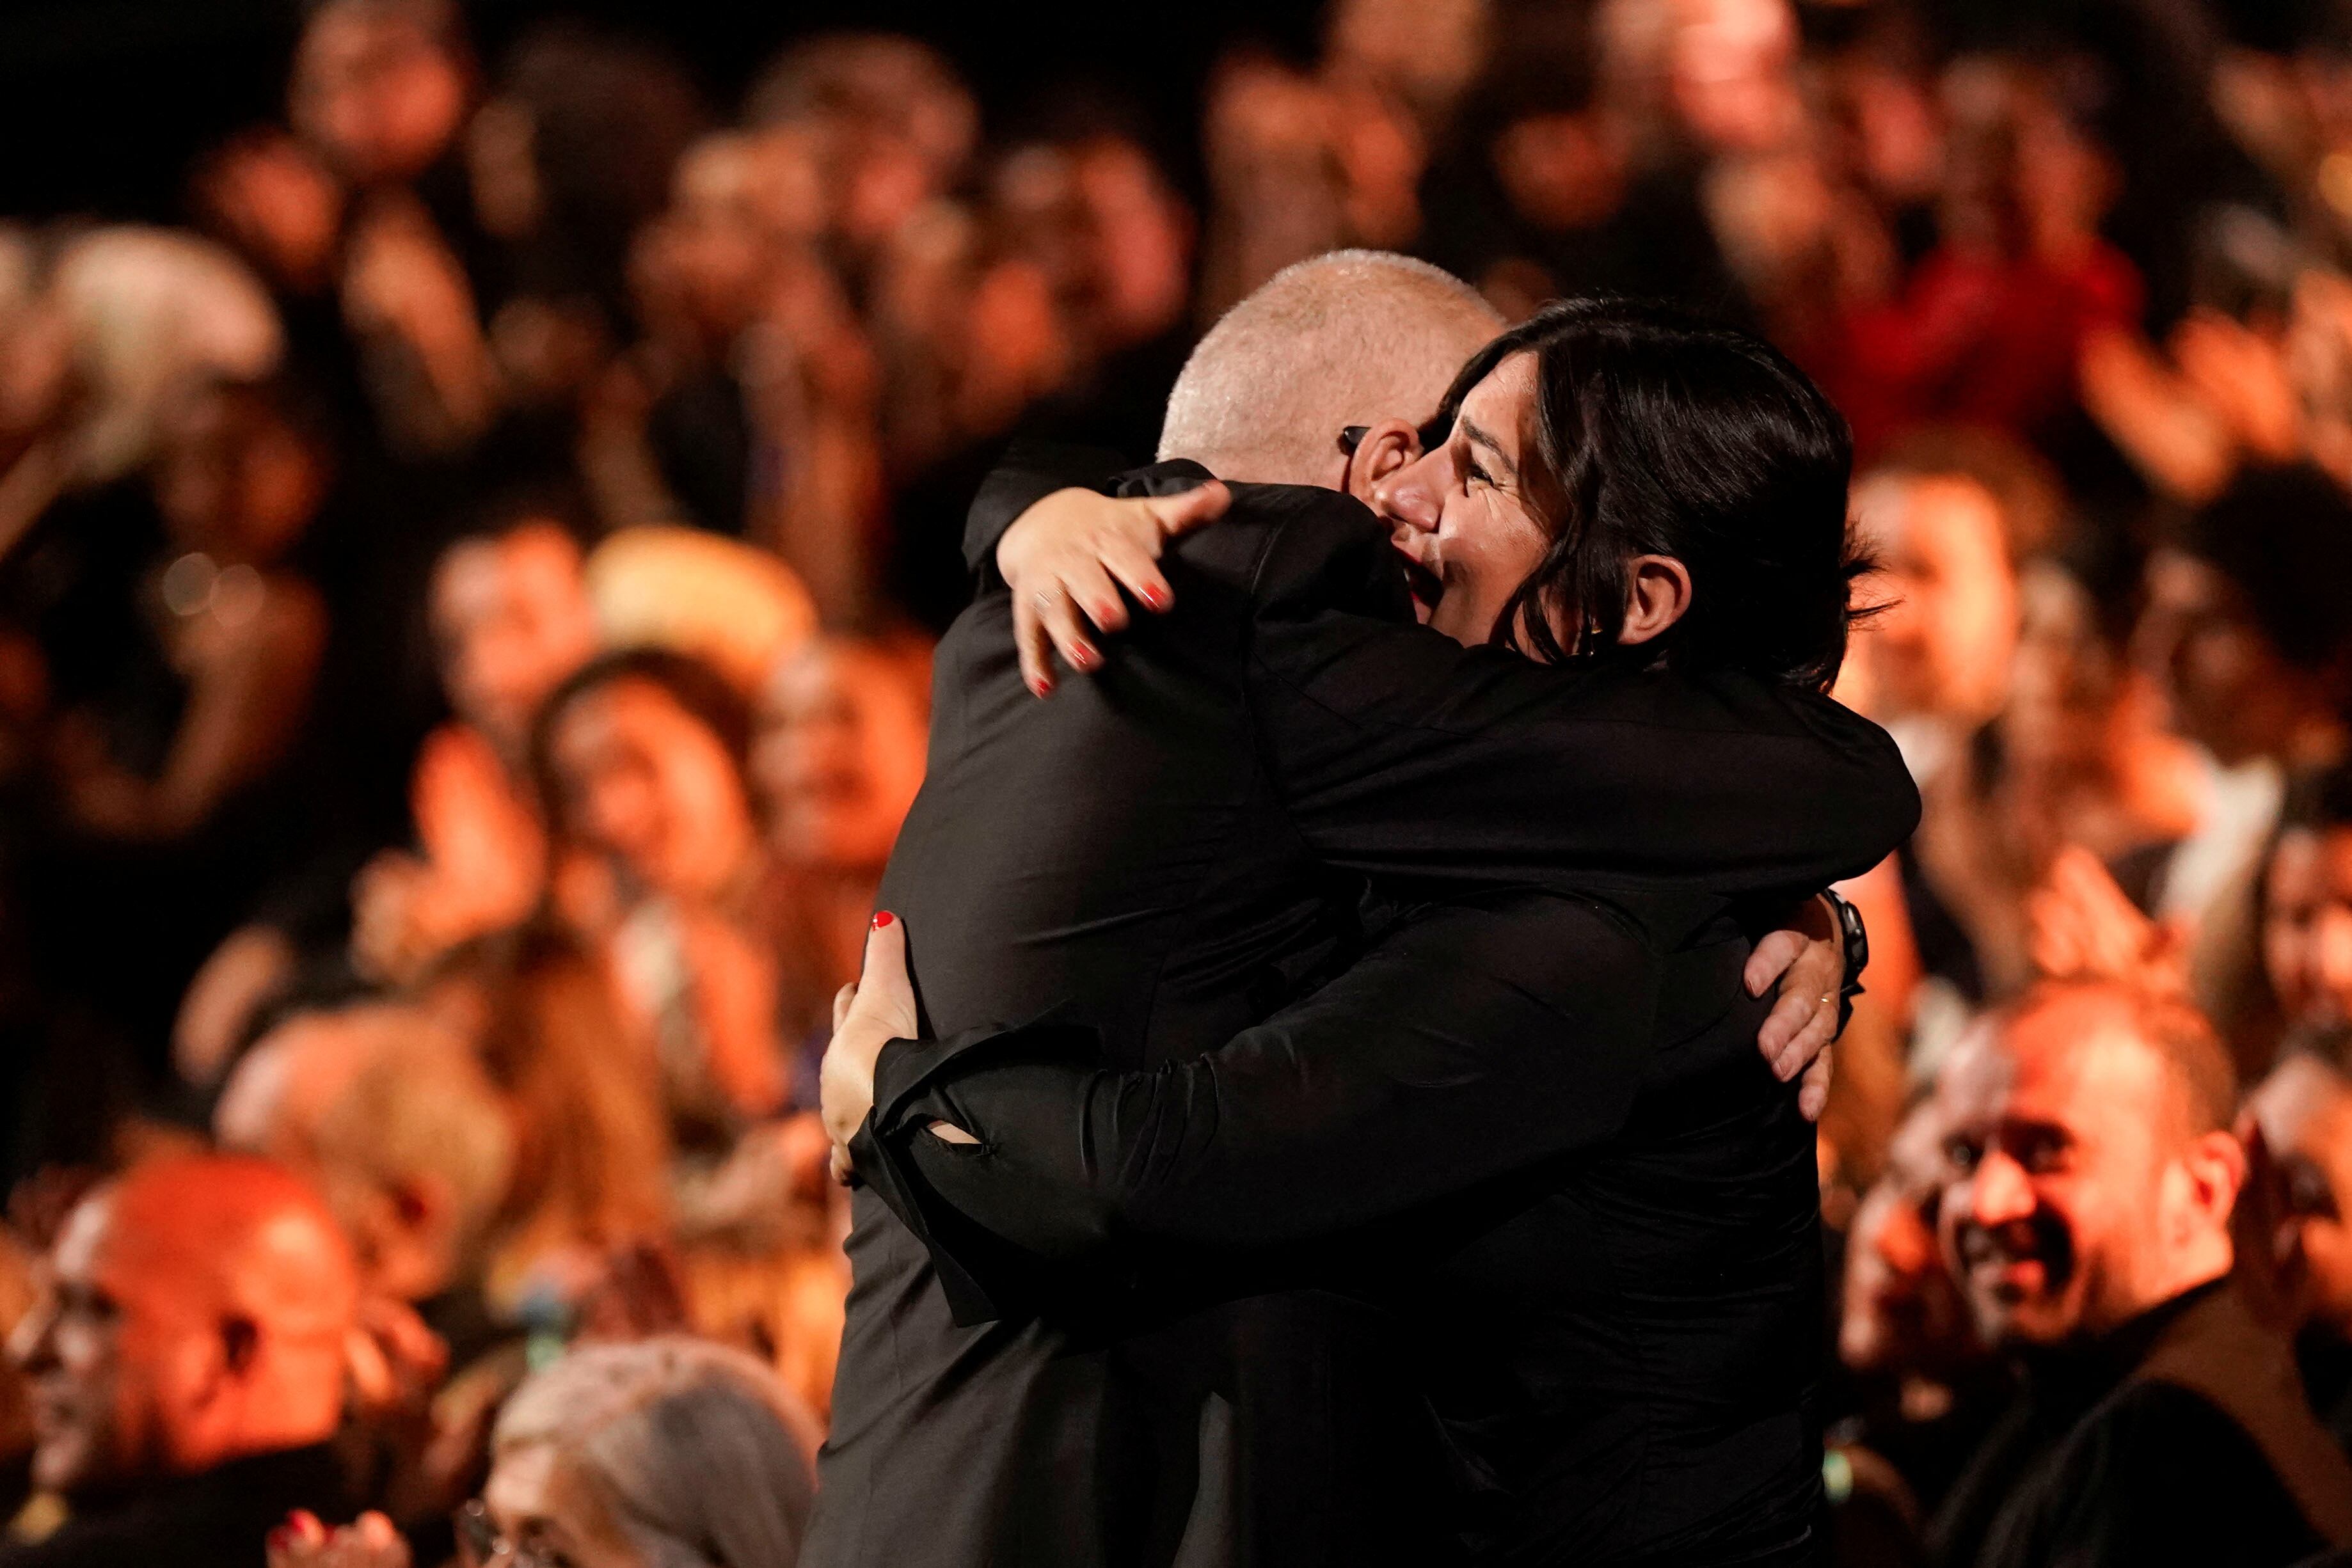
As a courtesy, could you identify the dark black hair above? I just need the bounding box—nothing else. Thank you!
[1434,297,1870,691]
[527,645,754,826]
[2168,463,2352,674]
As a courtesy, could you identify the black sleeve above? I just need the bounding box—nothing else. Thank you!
[1222,482,1921,903]
[965,455,1921,902]
[852,894,1660,1321]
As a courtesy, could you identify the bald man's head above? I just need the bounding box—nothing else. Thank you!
[1158,249,1501,486]
[9,1155,358,1499]
[218,1002,514,1304]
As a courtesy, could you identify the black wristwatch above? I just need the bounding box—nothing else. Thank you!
[1822,887,1870,1038]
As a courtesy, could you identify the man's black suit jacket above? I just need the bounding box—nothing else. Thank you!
[802,454,1918,1568]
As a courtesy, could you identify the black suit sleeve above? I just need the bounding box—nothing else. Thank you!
[851,894,1660,1315]
[1221,482,1921,903]
[965,452,1920,903]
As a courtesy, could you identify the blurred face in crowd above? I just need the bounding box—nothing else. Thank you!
[1375,352,1560,649]
[1855,472,2019,725]
[12,1196,149,1498]
[478,1439,648,1568]
[1841,1100,1976,1375]
[2135,546,2315,766]
[196,133,344,295]
[754,640,929,871]
[992,137,1191,356]
[648,136,781,345]
[432,521,598,754]
[546,675,756,903]
[152,386,328,565]
[2001,561,2122,775]
[2267,824,2352,1028]
[2244,1054,2352,1338]
[291,1,469,189]
[7,1166,356,1500]
[1937,992,2242,1350]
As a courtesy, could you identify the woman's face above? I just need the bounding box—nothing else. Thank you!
[753,644,930,872]
[1372,351,1557,649]
[479,1442,649,1568]
[547,677,756,904]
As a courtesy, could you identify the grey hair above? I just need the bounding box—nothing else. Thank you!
[493,1336,818,1568]
[1157,248,1501,483]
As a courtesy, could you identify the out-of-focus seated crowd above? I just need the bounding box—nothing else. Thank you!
[6,0,2352,1563]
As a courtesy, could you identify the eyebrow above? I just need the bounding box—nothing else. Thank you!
[1460,417,1518,484]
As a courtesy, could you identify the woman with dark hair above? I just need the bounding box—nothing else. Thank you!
[1382,295,1868,685]
[824,298,1893,1564]
[531,645,787,1141]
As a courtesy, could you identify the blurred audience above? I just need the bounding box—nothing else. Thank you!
[8,3,2352,1564]
[3,1156,359,1567]
[1927,983,2352,1567]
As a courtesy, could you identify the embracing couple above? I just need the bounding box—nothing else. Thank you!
[807,252,1918,1568]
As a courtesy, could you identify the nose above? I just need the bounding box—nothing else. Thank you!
[1962,1148,2035,1232]
[1373,448,1445,537]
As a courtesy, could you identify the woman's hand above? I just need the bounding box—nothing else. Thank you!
[999,482,1231,696]
[1744,896,1845,1121]
[267,1510,410,1568]
[820,913,921,1181]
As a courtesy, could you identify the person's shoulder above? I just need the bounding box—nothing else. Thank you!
[1183,481,1395,615]
[1998,1379,2315,1558]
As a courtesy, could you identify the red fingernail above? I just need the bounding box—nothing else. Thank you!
[1142,585,1170,610]
[872,910,894,928]
[267,1527,290,1553]
[1072,646,1099,670]
[1031,677,1052,697]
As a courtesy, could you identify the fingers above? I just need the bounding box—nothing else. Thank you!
[1745,926,1806,997]
[1013,591,1056,697]
[1150,479,1230,537]
[1756,986,1815,1073]
[1099,533,1173,615]
[1033,583,1101,677]
[1798,1046,1834,1122]
[1060,556,1131,636]
[829,1143,855,1186]
[832,981,859,1034]
[856,913,917,1037]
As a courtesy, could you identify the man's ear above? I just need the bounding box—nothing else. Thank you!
[1342,419,1422,507]
[2181,1128,2248,1225]
[1617,555,1694,647]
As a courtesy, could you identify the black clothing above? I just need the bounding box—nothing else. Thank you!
[0,1444,351,1568]
[806,450,1917,1568]
[2303,1329,2352,1462]
[1929,1281,2352,1568]
[861,890,1831,1565]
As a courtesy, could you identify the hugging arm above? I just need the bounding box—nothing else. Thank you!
[852,896,1660,1319]
[970,453,1922,907]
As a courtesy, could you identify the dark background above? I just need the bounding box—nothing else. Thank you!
[0,0,1328,221]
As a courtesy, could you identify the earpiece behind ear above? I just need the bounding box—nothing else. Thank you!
[1344,418,1425,507]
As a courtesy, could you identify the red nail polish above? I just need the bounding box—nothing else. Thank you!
[267,1527,290,1553]
[1143,585,1170,610]
[872,910,894,929]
